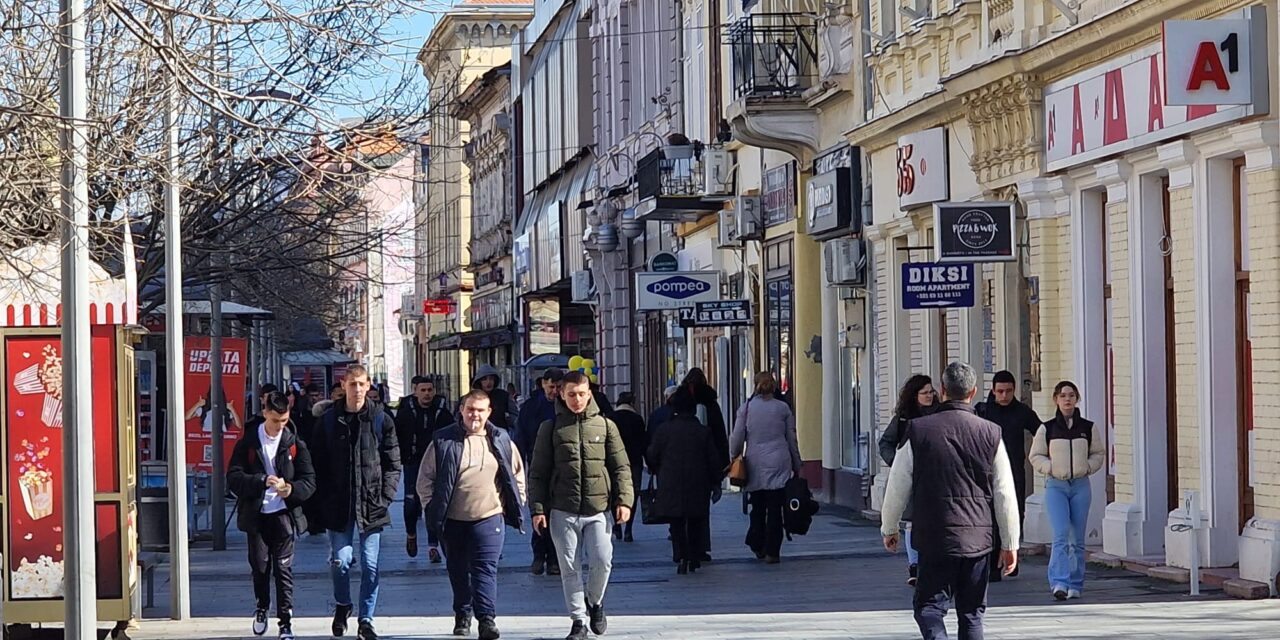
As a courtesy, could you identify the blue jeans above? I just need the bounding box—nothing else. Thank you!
[905,525,920,566]
[329,522,384,621]
[1044,477,1091,591]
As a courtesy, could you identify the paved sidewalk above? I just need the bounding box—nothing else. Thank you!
[115,491,1278,640]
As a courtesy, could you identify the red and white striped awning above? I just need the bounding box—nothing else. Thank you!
[0,302,134,327]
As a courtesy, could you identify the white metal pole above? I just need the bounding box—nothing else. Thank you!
[58,0,97,635]
[163,6,192,618]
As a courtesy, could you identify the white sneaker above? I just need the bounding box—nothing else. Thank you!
[1052,587,1068,601]
[1067,589,1082,599]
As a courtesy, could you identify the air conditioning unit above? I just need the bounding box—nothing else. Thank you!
[736,195,762,240]
[823,238,866,286]
[571,269,595,303]
[703,148,734,197]
[717,209,741,248]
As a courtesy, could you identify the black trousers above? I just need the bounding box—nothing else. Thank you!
[914,555,990,640]
[442,515,505,618]
[745,489,785,558]
[249,511,296,620]
[669,516,708,563]
[989,477,1028,579]
[403,456,438,546]
[531,526,559,567]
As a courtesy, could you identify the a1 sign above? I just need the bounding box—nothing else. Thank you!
[1162,9,1267,106]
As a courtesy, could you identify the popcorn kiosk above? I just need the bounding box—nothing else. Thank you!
[0,243,140,635]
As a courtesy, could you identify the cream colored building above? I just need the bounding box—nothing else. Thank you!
[856,0,1279,593]
[417,4,532,398]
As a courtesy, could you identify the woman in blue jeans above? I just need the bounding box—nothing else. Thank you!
[1029,380,1104,601]
[877,374,937,586]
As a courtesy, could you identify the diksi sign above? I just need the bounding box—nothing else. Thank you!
[1043,39,1266,172]
[901,262,975,310]
[635,271,721,310]
[1162,8,1268,106]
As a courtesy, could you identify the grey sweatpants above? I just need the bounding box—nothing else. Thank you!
[549,509,614,623]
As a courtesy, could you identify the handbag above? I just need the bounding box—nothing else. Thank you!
[727,398,751,488]
[640,475,667,525]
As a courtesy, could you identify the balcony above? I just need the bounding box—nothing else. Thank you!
[724,13,821,159]
[632,145,732,222]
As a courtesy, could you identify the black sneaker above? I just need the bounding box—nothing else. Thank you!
[907,564,918,587]
[332,604,353,637]
[453,613,472,637]
[279,622,295,640]
[565,621,589,640]
[357,619,379,640]
[530,557,546,575]
[547,563,561,576]
[587,603,608,635]
[1053,587,1069,601]
[429,546,443,564]
[253,608,269,636]
[478,616,500,640]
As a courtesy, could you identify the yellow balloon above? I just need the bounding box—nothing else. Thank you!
[582,358,596,371]
[568,355,584,371]
[588,373,599,383]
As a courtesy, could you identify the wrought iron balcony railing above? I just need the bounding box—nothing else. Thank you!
[635,148,706,200]
[726,13,818,100]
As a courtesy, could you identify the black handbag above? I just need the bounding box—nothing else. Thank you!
[640,476,667,525]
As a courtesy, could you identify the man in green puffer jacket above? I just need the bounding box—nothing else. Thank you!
[529,371,634,640]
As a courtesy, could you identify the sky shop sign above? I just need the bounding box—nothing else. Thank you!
[635,271,721,310]
[901,262,975,310]
[1043,37,1266,172]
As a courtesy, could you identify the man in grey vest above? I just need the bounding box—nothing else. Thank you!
[881,361,1020,640]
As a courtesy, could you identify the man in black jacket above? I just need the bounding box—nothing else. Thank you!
[611,392,647,542]
[395,375,453,562]
[881,361,1020,640]
[310,365,401,640]
[976,370,1041,579]
[227,391,316,640]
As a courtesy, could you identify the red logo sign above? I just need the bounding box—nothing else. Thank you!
[896,144,915,197]
[423,299,454,315]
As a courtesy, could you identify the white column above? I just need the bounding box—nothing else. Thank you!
[1071,178,1107,547]
[821,272,841,471]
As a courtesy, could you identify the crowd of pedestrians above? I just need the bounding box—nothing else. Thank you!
[225,355,1086,640]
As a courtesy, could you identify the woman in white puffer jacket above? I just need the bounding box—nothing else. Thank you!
[1028,380,1103,602]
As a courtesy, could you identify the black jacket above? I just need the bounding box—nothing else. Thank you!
[612,406,648,477]
[395,396,453,463]
[976,395,1041,481]
[879,404,939,467]
[310,400,402,532]
[907,402,1002,560]
[425,423,525,537]
[691,386,730,477]
[227,425,317,535]
[646,412,721,519]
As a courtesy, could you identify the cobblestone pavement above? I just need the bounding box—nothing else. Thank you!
[118,492,1276,639]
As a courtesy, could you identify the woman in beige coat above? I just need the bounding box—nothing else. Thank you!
[1029,380,1104,601]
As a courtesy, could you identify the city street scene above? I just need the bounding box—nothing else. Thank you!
[0,0,1278,639]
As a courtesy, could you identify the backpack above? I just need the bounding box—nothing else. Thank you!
[783,476,819,538]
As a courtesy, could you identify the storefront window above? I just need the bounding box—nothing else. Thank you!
[765,278,793,395]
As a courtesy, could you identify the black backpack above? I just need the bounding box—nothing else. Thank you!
[783,476,820,537]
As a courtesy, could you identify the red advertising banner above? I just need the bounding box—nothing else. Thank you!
[183,336,247,474]
[5,328,122,600]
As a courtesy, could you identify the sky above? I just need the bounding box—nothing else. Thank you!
[331,4,448,122]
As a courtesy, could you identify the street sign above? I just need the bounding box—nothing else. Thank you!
[423,299,454,315]
[933,202,1016,263]
[1162,9,1267,106]
[693,300,753,327]
[649,251,679,273]
[635,271,721,310]
[901,262,976,309]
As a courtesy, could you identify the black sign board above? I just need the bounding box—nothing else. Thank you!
[693,300,753,327]
[901,262,976,309]
[677,307,697,328]
[806,146,863,240]
[933,202,1016,263]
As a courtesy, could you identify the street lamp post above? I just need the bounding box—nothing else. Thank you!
[58,0,97,636]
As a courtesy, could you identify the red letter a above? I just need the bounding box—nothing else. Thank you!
[1187,42,1230,91]
[1103,69,1128,145]
[1071,85,1086,155]
[1148,56,1165,132]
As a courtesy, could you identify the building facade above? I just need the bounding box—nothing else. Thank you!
[418,3,532,398]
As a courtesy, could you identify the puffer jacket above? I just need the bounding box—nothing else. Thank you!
[528,396,634,517]
[1029,409,1104,481]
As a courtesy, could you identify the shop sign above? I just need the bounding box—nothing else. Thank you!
[901,262,975,309]
[184,336,247,474]
[805,145,862,240]
[693,299,753,327]
[1043,41,1263,172]
[933,202,1016,263]
[649,251,679,273]
[1162,9,1268,106]
[476,267,506,289]
[897,128,949,211]
[423,298,454,315]
[635,271,721,310]
[762,163,796,227]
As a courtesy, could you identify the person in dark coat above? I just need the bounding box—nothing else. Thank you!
[976,370,1042,580]
[590,382,614,418]
[877,373,937,586]
[459,364,514,430]
[227,391,316,640]
[647,389,722,575]
[516,368,564,576]
[646,386,678,437]
[678,368,729,560]
[611,392,648,542]
[395,375,454,562]
[308,365,401,640]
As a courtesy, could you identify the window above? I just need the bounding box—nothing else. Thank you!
[764,239,795,395]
